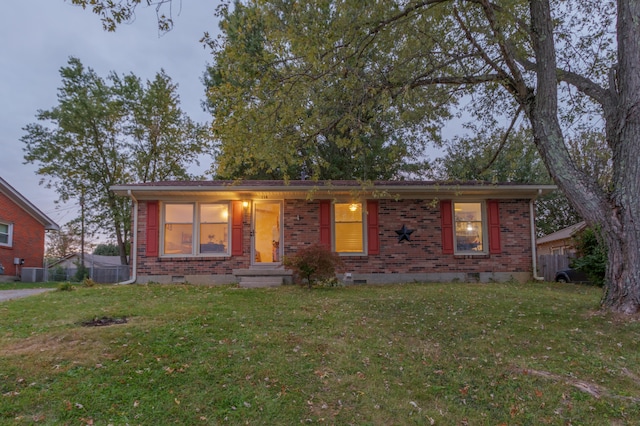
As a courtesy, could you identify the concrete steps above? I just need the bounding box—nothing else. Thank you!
[234,268,293,288]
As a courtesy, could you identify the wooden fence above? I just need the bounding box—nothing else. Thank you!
[538,254,573,282]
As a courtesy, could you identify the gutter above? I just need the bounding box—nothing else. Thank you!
[117,189,138,285]
[530,197,545,281]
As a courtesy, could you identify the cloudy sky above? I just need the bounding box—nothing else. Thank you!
[0,1,218,228]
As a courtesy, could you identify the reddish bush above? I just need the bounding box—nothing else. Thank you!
[283,243,344,288]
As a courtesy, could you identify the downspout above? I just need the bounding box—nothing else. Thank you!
[118,190,138,284]
[530,194,545,281]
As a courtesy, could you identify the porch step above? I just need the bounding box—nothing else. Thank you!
[234,268,293,288]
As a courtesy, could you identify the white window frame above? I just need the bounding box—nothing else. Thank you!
[0,221,13,247]
[452,201,487,255]
[333,202,367,256]
[160,202,231,257]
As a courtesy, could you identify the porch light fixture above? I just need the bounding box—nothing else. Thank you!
[242,200,249,210]
[349,203,359,212]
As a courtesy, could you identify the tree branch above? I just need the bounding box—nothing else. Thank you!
[517,56,612,108]
[478,105,523,175]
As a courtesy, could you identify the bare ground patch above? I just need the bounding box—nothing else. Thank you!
[0,326,127,368]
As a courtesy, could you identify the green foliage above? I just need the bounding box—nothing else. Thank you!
[50,266,68,282]
[69,0,174,33]
[434,127,550,183]
[93,243,120,256]
[283,243,344,288]
[203,1,441,180]
[73,263,90,282]
[57,282,75,291]
[22,57,212,259]
[572,227,607,286]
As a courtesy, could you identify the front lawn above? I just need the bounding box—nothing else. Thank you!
[1,282,638,424]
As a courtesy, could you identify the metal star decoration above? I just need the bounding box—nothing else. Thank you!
[395,224,415,242]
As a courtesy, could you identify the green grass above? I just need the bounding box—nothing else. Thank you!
[0,281,63,290]
[1,282,639,425]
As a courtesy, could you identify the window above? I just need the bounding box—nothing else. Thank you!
[334,203,364,253]
[162,203,229,256]
[453,202,484,253]
[0,222,12,247]
[199,204,229,254]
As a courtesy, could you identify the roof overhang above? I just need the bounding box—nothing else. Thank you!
[111,180,557,201]
[0,176,60,231]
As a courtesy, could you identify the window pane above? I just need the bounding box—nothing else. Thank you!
[164,223,193,254]
[454,202,483,252]
[335,223,363,252]
[201,204,228,223]
[335,203,363,253]
[0,223,9,245]
[200,223,228,253]
[335,203,362,222]
[165,204,193,223]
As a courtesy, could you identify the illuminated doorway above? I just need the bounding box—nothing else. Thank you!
[252,201,282,265]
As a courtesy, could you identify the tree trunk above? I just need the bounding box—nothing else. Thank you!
[528,0,640,314]
[599,0,640,312]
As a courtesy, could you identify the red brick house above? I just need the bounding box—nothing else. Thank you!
[111,180,555,286]
[0,176,59,278]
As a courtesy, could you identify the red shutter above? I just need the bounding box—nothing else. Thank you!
[146,201,159,257]
[367,200,380,255]
[319,200,331,248]
[231,201,244,256]
[487,200,502,254]
[440,200,454,254]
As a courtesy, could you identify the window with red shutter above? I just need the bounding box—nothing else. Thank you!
[146,201,159,257]
[367,200,380,255]
[487,200,501,254]
[319,200,331,248]
[231,201,243,256]
[440,200,454,254]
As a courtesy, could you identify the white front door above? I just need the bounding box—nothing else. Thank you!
[252,201,283,265]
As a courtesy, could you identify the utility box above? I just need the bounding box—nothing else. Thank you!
[21,268,44,283]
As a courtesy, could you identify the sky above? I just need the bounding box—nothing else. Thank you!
[0,1,218,229]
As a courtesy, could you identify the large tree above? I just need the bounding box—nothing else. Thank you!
[74,0,640,314]
[23,57,211,265]
[202,1,438,180]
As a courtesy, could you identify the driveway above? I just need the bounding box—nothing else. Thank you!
[0,288,55,302]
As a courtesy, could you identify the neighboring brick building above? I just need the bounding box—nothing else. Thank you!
[0,176,59,278]
[111,180,555,286]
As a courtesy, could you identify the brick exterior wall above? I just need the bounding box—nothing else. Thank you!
[135,198,533,282]
[0,192,46,276]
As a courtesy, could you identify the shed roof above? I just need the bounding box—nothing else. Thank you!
[537,221,587,245]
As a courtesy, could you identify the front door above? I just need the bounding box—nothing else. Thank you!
[252,201,283,265]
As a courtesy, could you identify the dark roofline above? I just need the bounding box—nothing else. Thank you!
[0,176,59,231]
[112,179,553,188]
[111,179,557,200]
